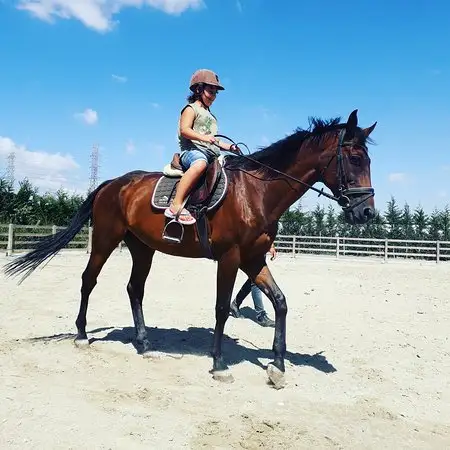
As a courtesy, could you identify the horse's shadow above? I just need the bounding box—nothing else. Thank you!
[26,325,337,374]
[94,325,337,374]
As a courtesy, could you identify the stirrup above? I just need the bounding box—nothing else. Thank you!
[162,196,190,244]
[162,219,185,244]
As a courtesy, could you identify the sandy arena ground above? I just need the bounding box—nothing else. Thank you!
[0,250,449,449]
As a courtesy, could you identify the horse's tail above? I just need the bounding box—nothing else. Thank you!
[3,179,113,283]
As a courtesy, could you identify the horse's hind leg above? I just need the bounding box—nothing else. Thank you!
[74,224,125,347]
[123,232,155,355]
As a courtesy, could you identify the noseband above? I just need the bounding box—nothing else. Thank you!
[215,129,374,212]
[318,129,374,209]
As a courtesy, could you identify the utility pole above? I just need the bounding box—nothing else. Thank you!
[88,144,99,194]
[6,151,15,189]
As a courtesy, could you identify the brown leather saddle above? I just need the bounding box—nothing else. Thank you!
[151,152,228,256]
[169,152,221,204]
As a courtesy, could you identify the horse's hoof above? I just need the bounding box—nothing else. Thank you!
[74,338,90,348]
[267,363,286,389]
[212,370,235,384]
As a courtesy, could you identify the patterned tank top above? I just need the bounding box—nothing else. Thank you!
[177,101,220,157]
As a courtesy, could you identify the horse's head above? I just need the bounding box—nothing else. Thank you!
[319,110,376,225]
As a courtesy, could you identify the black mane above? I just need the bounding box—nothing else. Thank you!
[224,116,369,178]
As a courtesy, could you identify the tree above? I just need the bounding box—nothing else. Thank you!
[311,204,326,235]
[0,176,86,226]
[428,209,442,240]
[0,178,15,222]
[325,205,338,236]
[440,206,450,241]
[10,179,39,225]
[384,196,402,239]
[413,206,428,240]
[279,206,308,235]
[400,203,414,240]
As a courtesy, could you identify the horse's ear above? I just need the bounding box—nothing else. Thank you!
[345,109,358,138]
[362,121,377,138]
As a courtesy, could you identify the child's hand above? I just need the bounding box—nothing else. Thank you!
[205,136,218,145]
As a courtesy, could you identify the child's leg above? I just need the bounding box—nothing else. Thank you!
[164,150,209,224]
[171,160,207,210]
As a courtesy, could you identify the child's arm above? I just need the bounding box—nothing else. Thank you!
[179,107,216,144]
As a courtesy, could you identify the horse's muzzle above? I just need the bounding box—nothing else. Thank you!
[340,187,375,225]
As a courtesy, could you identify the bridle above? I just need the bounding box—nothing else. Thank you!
[316,128,374,209]
[214,129,374,211]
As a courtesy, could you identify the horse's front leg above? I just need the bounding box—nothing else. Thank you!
[242,258,287,389]
[211,248,239,383]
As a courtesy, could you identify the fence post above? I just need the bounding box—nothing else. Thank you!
[6,223,14,256]
[336,236,340,259]
[87,226,93,254]
[436,241,440,263]
[292,236,296,257]
[52,225,57,235]
[384,239,388,261]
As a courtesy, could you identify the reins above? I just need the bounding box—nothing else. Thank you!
[213,132,369,208]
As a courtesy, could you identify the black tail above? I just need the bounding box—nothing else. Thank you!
[3,179,113,283]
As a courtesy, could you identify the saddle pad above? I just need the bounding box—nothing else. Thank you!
[151,168,228,212]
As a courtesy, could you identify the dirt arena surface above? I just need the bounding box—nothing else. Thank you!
[0,251,449,449]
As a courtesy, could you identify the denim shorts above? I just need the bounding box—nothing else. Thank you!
[180,149,212,170]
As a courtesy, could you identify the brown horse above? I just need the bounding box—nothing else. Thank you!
[4,109,377,389]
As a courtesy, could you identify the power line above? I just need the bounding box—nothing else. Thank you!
[88,143,100,194]
[6,151,15,189]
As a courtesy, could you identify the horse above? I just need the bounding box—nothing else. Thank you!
[3,109,377,389]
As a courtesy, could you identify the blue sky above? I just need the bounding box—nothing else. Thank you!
[0,0,449,213]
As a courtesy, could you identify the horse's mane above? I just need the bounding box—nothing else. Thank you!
[224,116,371,178]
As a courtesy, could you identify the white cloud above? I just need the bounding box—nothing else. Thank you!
[0,136,83,193]
[151,102,160,109]
[112,74,127,83]
[74,108,98,125]
[125,139,135,154]
[388,172,407,183]
[17,0,205,32]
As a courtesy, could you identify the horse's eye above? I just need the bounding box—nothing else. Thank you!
[349,155,361,166]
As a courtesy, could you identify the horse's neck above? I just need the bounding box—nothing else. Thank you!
[253,151,319,224]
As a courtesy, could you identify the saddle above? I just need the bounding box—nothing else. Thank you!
[151,152,229,256]
[164,152,224,203]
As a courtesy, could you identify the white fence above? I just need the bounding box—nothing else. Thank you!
[0,224,90,256]
[1,224,450,263]
[274,235,450,262]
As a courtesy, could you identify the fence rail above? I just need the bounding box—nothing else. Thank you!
[273,235,450,262]
[1,224,450,262]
